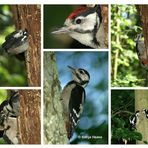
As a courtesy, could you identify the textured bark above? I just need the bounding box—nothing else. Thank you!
[135,90,148,144]
[101,5,108,47]
[10,5,41,86]
[18,90,41,144]
[136,5,148,50]
[136,5,148,86]
[44,52,67,144]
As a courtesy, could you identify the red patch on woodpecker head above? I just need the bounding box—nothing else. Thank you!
[68,6,89,20]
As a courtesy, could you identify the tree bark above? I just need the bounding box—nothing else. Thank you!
[44,52,67,144]
[18,90,41,144]
[10,5,41,86]
[101,5,108,47]
[136,5,148,86]
[135,90,148,144]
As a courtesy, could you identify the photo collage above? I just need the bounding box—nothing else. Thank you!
[0,2,148,145]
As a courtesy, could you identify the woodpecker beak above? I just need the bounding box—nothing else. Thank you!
[51,27,70,34]
[67,65,76,74]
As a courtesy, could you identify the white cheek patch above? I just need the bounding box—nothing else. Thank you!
[79,13,98,30]
[14,31,23,38]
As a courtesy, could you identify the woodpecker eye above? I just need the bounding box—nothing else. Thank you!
[75,19,82,24]
[79,70,84,74]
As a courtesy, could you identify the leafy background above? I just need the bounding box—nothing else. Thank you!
[111,5,145,87]
[0,89,7,144]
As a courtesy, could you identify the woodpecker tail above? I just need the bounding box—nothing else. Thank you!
[65,120,73,139]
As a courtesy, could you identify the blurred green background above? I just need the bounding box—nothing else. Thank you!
[0,5,27,86]
[0,89,7,144]
[111,5,146,87]
[44,5,92,49]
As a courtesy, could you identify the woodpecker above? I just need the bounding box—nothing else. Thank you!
[0,90,20,144]
[143,109,148,119]
[52,5,106,49]
[129,110,140,130]
[135,33,148,69]
[0,90,20,126]
[61,66,90,139]
[2,29,29,55]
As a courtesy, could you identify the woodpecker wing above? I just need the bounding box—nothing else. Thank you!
[68,83,85,127]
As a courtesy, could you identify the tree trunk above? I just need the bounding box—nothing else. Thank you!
[101,5,108,47]
[44,52,67,144]
[18,90,41,144]
[113,6,120,80]
[135,90,148,144]
[10,5,41,86]
[136,5,148,86]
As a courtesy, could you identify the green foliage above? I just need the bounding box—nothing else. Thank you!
[111,5,146,87]
[111,90,142,144]
[0,138,6,144]
[0,90,7,104]
[0,5,27,86]
[143,141,148,144]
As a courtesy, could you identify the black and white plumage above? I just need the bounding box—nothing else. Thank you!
[135,33,148,69]
[52,5,106,49]
[0,91,20,117]
[129,110,140,130]
[0,90,20,144]
[2,29,29,54]
[143,109,148,119]
[61,66,90,139]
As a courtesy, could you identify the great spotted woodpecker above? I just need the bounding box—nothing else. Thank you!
[0,90,20,144]
[143,109,148,119]
[61,66,90,139]
[52,5,106,49]
[129,110,140,130]
[2,29,29,55]
[135,33,148,69]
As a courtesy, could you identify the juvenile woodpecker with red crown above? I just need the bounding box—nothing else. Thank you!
[61,66,90,139]
[52,5,106,49]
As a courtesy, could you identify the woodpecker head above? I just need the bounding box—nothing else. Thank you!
[135,110,140,117]
[143,109,148,119]
[68,65,90,87]
[52,5,103,48]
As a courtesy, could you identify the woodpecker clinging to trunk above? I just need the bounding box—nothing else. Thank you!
[143,109,148,119]
[61,66,90,139]
[0,90,20,144]
[2,29,29,55]
[129,110,140,130]
[52,5,106,49]
[135,33,148,69]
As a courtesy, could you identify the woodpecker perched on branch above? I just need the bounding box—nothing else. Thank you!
[61,66,90,139]
[143,109,148,119]
[135,33,148,69]
[2,29,29,55]
[52,5,106,49]
[129,110,140,130]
